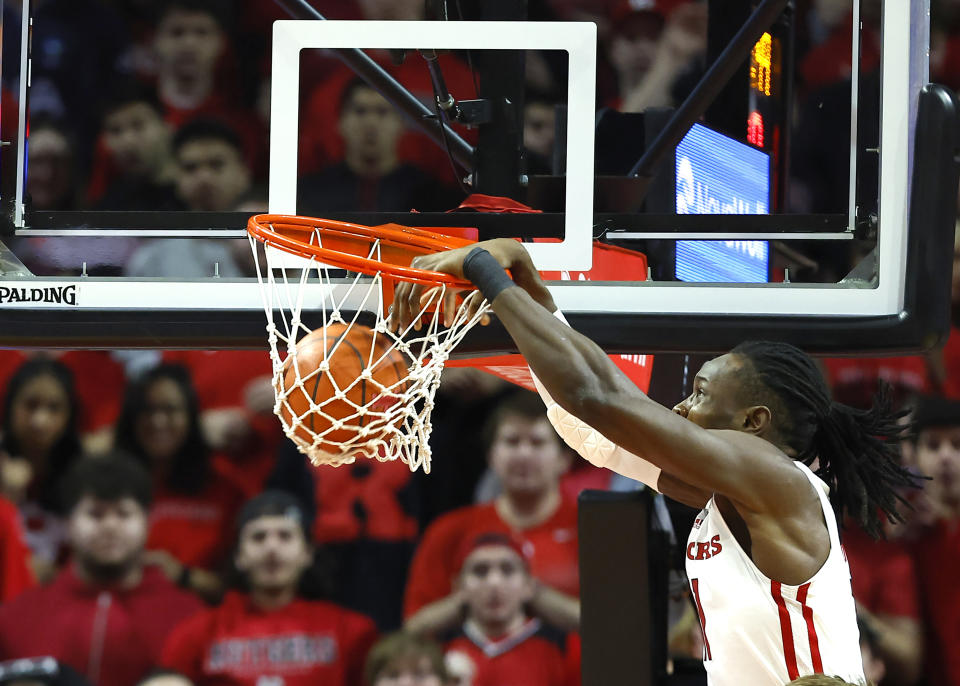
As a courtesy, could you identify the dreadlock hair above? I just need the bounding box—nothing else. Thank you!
[730,341,920,538]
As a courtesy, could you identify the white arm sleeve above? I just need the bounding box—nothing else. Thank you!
[530,310,662,492]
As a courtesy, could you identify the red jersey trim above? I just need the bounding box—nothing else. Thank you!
[771,580,799,680]
[797,582,823,673]
[691,578,712,661]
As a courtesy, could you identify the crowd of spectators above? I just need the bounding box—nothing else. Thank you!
[1,1,960,686]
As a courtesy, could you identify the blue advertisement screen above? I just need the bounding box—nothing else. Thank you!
[674,124,771,283]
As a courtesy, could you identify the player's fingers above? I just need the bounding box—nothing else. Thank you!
[465,290,483,319]
[392,282,414,333]
[419,286,442,309]
[405,282,427,331]
[442,290,458,327]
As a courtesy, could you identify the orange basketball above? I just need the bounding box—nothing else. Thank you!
[279,322,408,451]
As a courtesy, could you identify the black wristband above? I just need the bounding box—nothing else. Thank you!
[462,247,516,302]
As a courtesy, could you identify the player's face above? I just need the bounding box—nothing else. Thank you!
[339,88,404,164]
[69,496,147,574]
[154,10,224,78]
[10,374,71,459]
[235,516,312,593]
[489,416,568,497]
[135,377,190,462]
[459,546,534,629]
[176,139,251,211]
[672,354,749,431]
[914,425,960,511]
[373,655,444,686]
[103,103,170,176]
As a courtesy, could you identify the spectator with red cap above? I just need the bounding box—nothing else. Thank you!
[0,456,203,686]
[434,532,581,686]
[161,490,378,686]
[113,364,246,601]
[404,391,580,633]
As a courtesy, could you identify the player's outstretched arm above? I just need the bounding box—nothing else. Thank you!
[389,241,806,513]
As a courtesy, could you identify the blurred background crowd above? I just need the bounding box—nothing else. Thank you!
[1,0,960,685]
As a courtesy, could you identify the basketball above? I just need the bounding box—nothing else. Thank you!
[278,323,408,450]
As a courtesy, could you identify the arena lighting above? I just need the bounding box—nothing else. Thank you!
[747,111,765,147]
[751,31,773,97]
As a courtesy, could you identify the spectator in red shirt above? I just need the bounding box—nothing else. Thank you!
[114,364,246,601]
[0,456,203,686]
[0,358,82,583]
[842,522,922,686]
[899,395,960,685]
[297,80,459,215]
[267,437,421,630]
[161,490,378,686]
[162,350,277,499]
[364,632,450,686]
[437,533,580,686]
[92,82,179,211]
[404,391,579,632]
[149,0,266,175]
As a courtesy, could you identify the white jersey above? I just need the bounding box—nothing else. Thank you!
[684,462,865,686]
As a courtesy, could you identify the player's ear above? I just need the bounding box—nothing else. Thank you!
[742,405,772,435]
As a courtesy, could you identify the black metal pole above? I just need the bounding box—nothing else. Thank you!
[274,0,475,170]
[776,3,796,211]
[629,0,790,178]
[473,0,526,198]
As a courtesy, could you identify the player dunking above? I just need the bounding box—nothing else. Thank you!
[388,239,919,685]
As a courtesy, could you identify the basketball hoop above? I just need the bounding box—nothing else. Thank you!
[247,214,488,473]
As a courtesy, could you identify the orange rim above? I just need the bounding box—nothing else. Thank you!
[248,214,475,288]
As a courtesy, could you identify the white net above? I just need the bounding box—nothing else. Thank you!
[249,227,489,473]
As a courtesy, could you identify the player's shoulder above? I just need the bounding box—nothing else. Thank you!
[708,430,804,472]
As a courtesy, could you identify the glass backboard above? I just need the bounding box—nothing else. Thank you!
[0,1,956,354]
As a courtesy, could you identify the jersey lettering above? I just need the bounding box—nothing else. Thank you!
[686,535,723,561]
